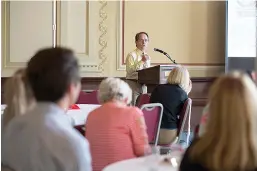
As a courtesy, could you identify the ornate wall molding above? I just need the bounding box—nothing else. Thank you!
[116,1,124,71]
[98,0,108,73]
[56,1,102,73]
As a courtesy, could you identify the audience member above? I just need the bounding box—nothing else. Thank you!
[198,70,256,137]
[2,68,35,129]
[85,77,149,171]
[180,72,257,171]
[150,66,192,145]
[2,47,92,171]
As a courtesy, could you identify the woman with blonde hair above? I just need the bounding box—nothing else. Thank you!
[2,68,35,129]
[180,72,257,171]
[198,70,256,137]
[85,77,149,171]
[150,66,192,145]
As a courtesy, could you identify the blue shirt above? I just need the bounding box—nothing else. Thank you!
[2,102,92,171]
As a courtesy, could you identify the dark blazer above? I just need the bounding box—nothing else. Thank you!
[150,84,187,129]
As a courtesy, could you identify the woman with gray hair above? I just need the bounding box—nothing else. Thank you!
[97,77,132,104]
[85,77,149,171]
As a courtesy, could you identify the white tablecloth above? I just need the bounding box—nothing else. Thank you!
[1,104,100,126]
[67,104,100,126]
[103,153,182,171]
[2,105,7,115]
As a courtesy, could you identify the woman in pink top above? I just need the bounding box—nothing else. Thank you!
[85,77,149,171]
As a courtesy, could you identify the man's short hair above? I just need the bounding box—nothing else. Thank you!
[26,47,80,102]
[135,32,149,41]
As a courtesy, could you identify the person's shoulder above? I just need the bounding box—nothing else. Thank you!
[87,105,101,117]
[127,106,143,116]
[48,122,89,150]
[5,109,34,130]
[153,84,166,91]
[125,106,146,127]
[46,127,91,169]
[153,84,176,93]
[170,84,187,96]
[179,138,207,171]
[86,106,104,125]
[126,49,137,58]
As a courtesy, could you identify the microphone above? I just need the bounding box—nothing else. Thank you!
[154,48,177,64]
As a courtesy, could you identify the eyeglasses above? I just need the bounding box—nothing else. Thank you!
[138,39,149,42]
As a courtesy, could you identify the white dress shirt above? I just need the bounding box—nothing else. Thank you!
[2,102,92,171]
[125,48,151,80]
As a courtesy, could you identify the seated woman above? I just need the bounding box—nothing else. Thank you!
[150,66,192,145]
[2,69,35,171]
[198,70,256,137]
[180,72,257,171]
[2,69,35,129]
[85,77,149,171]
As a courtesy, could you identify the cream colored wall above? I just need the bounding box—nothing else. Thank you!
[2,1,226,77]
[2,1,53,77]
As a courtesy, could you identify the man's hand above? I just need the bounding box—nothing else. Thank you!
[142,54,149,62]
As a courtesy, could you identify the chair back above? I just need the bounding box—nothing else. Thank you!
[136,94,150,108]
[177,98,192,145]
[76,90,99,104]
[140,103,163,146]
[74,125,86,135]
[194,124,200,138]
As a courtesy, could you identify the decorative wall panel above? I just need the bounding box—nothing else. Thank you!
[57,1,108,74]
[1,1,53,76]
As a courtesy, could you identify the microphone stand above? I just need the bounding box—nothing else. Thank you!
[162,52,177,64]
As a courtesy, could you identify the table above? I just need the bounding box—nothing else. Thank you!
[1,104,100,126]
[67,104,100,126]
[103,153,182,171]
[1,105,7,115]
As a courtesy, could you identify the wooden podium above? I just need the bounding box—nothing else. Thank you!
[137,65,177,92]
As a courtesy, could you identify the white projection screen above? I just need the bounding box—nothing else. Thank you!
[226,0,257,72]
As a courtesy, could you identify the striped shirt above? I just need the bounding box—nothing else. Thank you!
[85,102,149,171]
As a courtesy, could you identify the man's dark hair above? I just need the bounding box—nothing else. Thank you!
[26,47,80,102]
[135,32,149,41]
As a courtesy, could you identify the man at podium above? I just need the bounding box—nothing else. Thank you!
[125,32,151,105]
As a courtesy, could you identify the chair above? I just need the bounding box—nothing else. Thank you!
[177,98,192,146]
[74,125,86,135]
[140,103,163,146]
[194,124,200,138]
[76,90,99,104]
[136,94,150,108]
[158,98,192,147]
